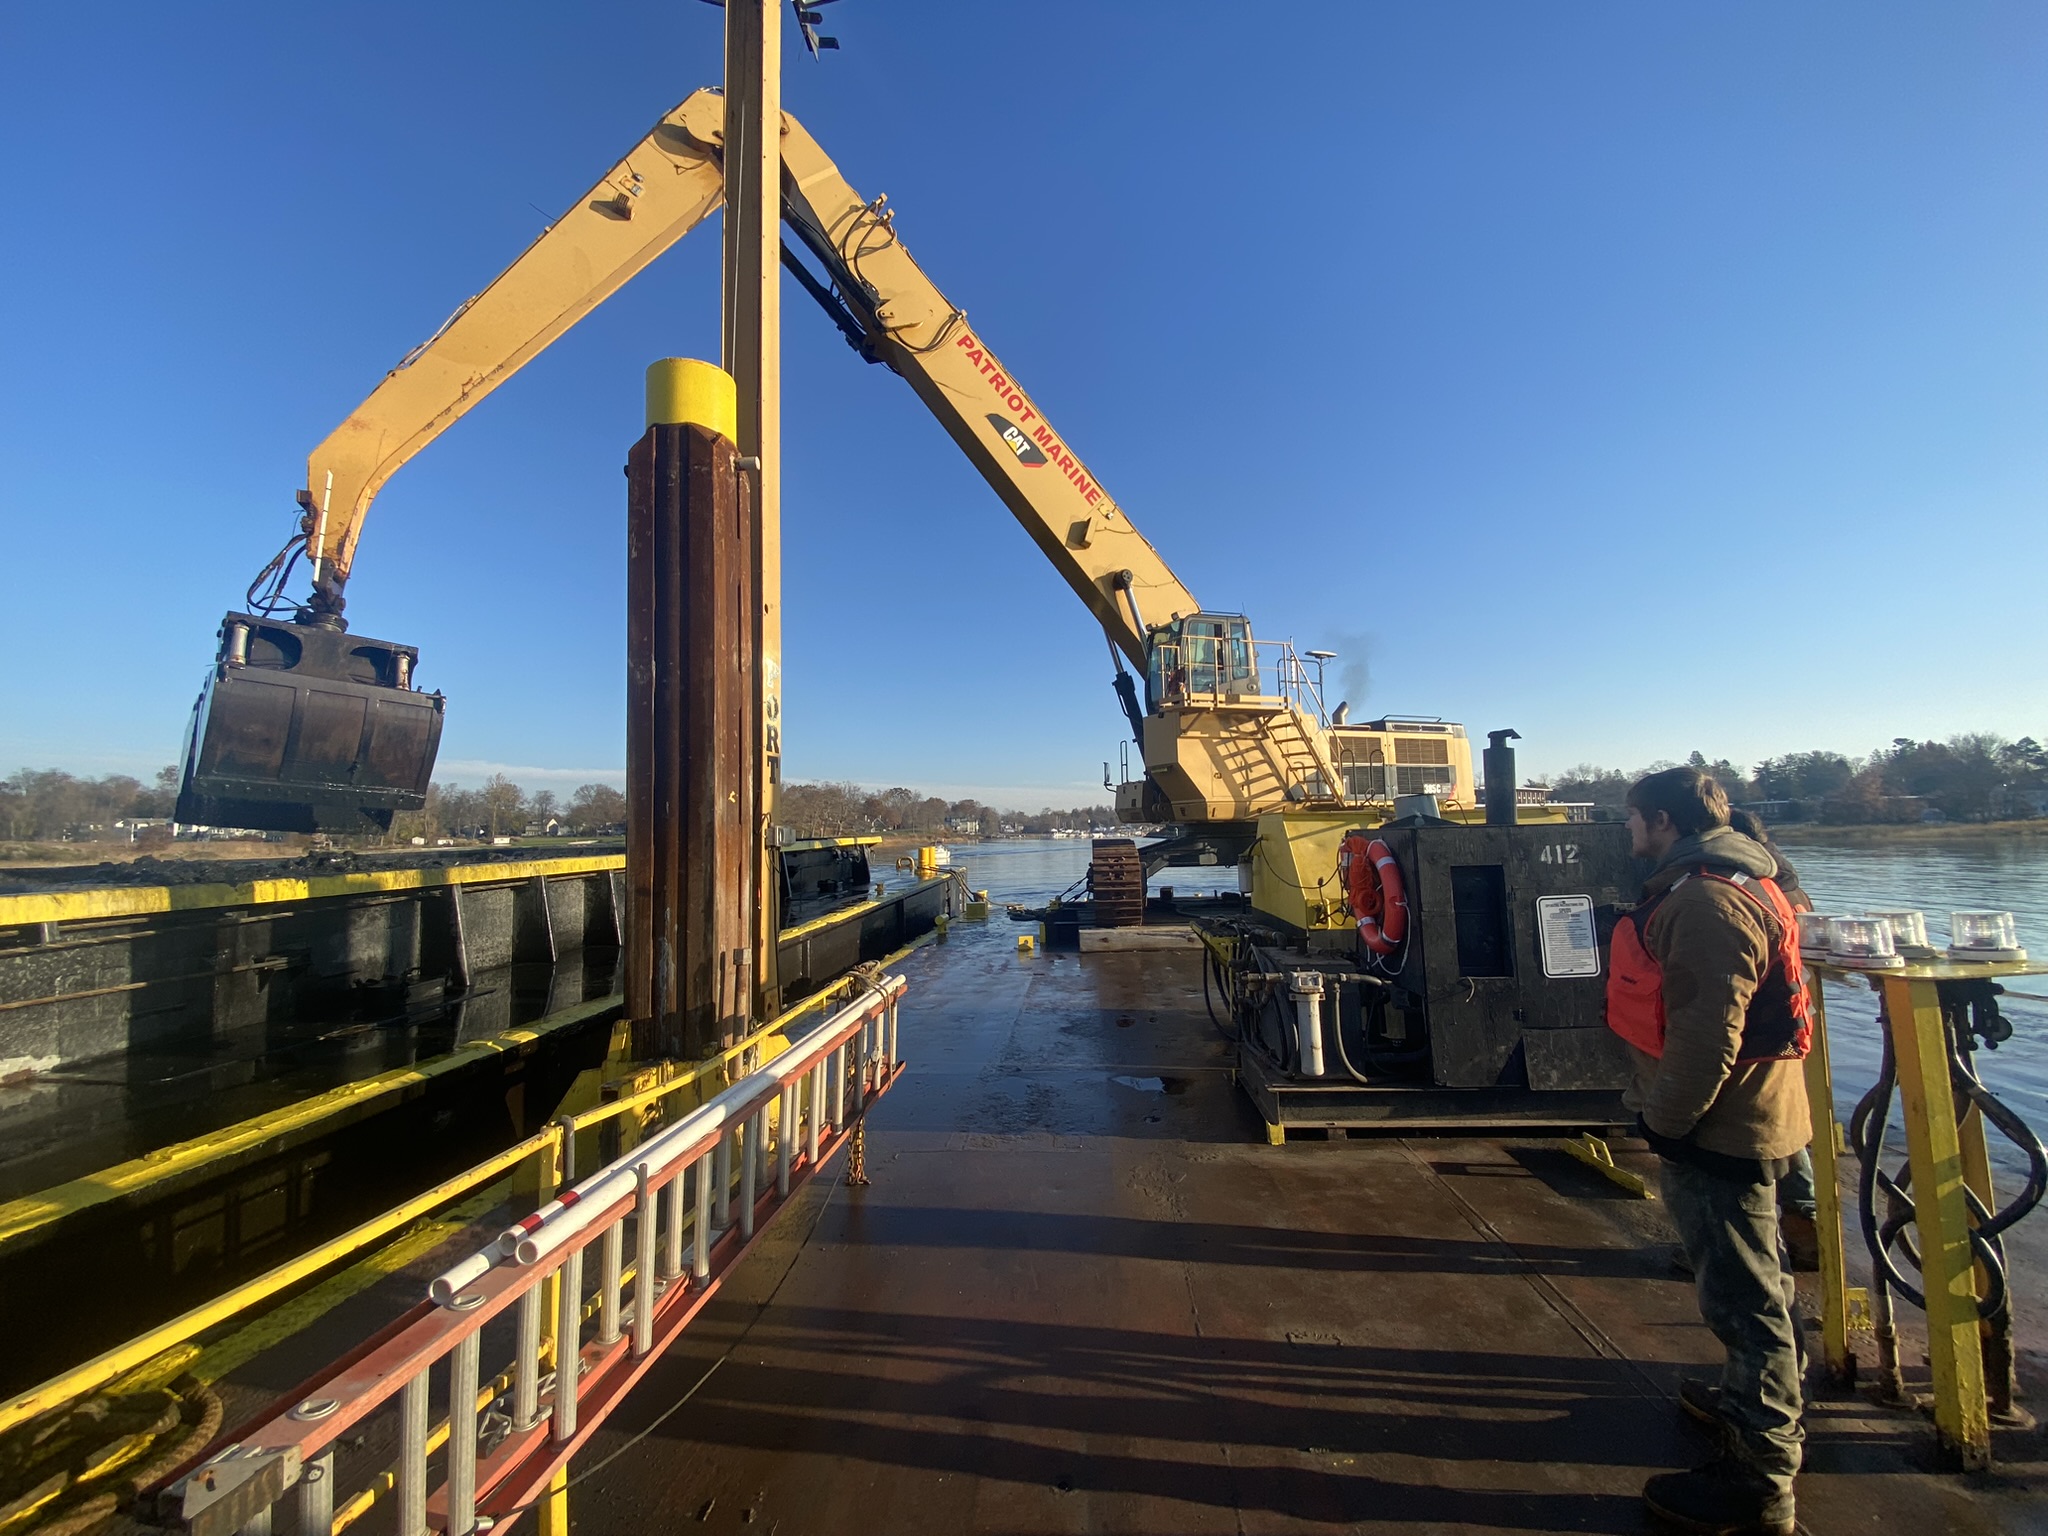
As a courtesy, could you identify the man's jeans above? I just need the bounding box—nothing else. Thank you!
[1660,1157,1805,1494]
[1778,1145,1818,1219]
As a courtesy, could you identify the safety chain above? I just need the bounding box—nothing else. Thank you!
[844,1044,872,1187]
[846,1116,870,1187]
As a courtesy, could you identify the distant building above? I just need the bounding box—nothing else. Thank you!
[1739,800,1802,820]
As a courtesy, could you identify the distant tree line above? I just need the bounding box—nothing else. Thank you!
[12,733,2043,846]
[1543,733,2048,824]
[1,766,1114,846]
[392,779,627,841]
[772,781,1114,839]
[1,767,179,840]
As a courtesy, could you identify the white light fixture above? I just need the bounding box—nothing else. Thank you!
[1827,915,1905,970]
[1795,911,1834,956]
[1949,911,2027,964]
[1866,909,1935,958]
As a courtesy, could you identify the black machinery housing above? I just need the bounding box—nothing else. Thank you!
[1221,818,1651,1131]
[175,613,444,835]
[1375,821,1645,1091]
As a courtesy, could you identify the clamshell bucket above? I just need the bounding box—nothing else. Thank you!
[175,613,444,834]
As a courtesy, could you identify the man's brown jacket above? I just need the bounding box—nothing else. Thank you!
[1623,826,1811,1165]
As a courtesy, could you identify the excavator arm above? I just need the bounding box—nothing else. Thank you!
[193,90,1214,834]
[301,95,727,617]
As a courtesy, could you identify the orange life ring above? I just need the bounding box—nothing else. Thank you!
[1340,834,1408,955]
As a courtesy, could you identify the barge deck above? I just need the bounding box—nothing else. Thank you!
[558,935,2047,1534]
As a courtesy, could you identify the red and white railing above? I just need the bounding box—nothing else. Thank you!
[160,975,904,1536]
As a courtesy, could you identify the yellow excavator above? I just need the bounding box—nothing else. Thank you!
[176,91,1475,882]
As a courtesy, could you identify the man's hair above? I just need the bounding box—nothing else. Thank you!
[1627,765,1730,836]
[1727,807,1767,842]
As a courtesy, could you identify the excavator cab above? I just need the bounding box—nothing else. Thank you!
[1144,614,1259,709]
[174,613,443,835]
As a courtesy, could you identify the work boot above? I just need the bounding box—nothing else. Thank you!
[1780,1211,1820,1272]
[1678,1379,1735,1438]
[1643,1456,1795,1536]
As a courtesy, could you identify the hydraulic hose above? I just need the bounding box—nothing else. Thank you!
[1847,989,2047,1323]
[1199,936,1241,1043]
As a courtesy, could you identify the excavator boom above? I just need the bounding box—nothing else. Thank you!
[186,89,1459,840]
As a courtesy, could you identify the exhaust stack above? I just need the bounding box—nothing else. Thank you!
[1484,728,1521,827]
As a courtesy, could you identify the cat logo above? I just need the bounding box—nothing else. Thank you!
[986,413,1049,467]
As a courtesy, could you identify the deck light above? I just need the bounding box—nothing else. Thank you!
[1827,916,1905,970]
[1949,911,2027,963]
[1865,910,1935,958]
[1795,911,1834,957]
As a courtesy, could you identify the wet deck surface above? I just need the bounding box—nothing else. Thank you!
[570,935,2048,1534]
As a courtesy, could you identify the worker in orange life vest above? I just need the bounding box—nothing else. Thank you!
[1610,766,1811,1536]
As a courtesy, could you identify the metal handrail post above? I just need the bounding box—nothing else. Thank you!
[599,1222,623,1345]
[662,1161,685,1281]
[514,1288,543,1429]
[447,1330,481,1534]
[633,1164,657,1356]
[692,1154,712,1283]
[776,1083,794,1197]
[299,1451,334,1536]
[806,1061,823,1166]
[713,1130,734,1228]
[740,1109,760,1238]
[398,1371,429,1536]
[554,1245,585,1443]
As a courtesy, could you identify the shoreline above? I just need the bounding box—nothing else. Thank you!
[1770,820,2048,847]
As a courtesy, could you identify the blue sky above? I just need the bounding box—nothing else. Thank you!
[3,4,2044,807]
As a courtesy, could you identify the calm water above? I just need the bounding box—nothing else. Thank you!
[937,836,1238,910]
[936,833,2048,1179]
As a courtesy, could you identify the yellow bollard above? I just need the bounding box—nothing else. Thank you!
[645,357,737,437]
[1016,933,1035,954]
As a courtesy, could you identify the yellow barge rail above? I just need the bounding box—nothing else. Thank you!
[0,854,629,932]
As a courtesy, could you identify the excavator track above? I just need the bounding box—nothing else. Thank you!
[1087,838,1146,928]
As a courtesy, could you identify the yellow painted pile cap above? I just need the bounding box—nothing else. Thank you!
[646,357,737,439]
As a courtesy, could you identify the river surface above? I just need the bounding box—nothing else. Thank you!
[938,832,2048,1186]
